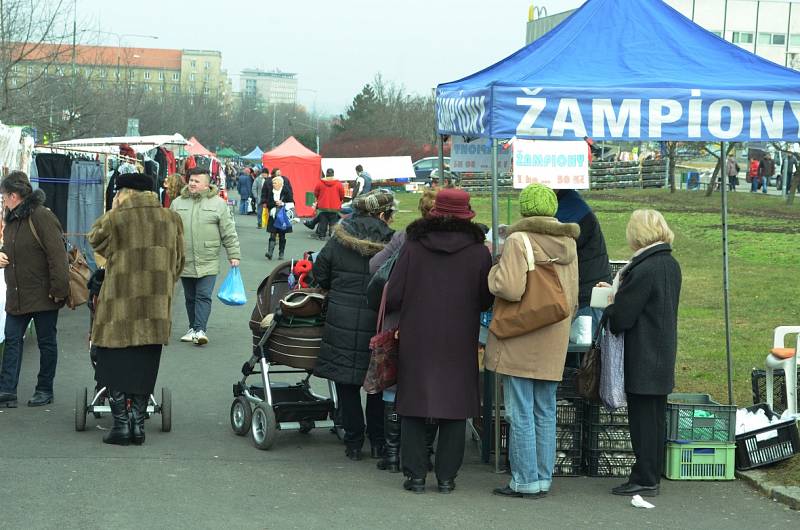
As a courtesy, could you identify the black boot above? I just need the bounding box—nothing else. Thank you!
[425,421,437,472]
[377,402,401,473]
[278,238,286,260]
[103,391,131,446]
[130,394,148,446]
[265,239,276,260]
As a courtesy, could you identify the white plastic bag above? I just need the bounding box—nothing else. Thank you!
[600,322,626,409]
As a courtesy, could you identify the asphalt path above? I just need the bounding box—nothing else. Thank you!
[1,211,798,529]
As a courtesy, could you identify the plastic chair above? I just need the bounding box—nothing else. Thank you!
[766,326,800,416]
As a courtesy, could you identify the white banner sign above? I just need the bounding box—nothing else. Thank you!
[450,136,513,173]
[512,139,590,189]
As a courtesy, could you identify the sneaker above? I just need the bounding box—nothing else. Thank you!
[193,330,208,345]
[180,329,196,342]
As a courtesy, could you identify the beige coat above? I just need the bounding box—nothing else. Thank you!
[484,217,579,381]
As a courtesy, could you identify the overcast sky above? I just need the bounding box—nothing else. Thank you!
[76,0,584,115]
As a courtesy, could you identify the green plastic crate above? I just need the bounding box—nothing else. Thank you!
[664,442,735,480]
[667,392,736,442]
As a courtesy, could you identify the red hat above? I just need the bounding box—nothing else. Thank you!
[428,188,475,220]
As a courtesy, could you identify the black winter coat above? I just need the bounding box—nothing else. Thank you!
[605,244,682,395]
[312,215,394,385]
[265,186,294,234]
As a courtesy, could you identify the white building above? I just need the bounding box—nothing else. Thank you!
[239,69,298,105]
[527,0,800,69]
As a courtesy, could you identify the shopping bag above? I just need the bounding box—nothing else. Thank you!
[599,321,626,409]
[363,285,398,394]
[274,207,292,232]
[217,266,247,306]
[577,316,606,403]
[261,207,268,227]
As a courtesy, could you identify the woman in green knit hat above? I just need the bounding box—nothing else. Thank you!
[485,183,580,499]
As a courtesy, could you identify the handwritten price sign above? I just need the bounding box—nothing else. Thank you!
[512,140,590,190]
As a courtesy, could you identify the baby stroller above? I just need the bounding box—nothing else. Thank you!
[74,269,172,432]
[231,256,338,450]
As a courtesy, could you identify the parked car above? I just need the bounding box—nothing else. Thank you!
[412,157,451,183]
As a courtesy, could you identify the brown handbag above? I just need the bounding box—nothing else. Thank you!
[489,233,569,339]
[28,217,91,309]
[576,316,606,403]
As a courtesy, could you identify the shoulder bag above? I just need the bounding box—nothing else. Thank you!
[363,284,399,394]
[28,217,91,309]
[488,232,569,339]
[577,315,606,403]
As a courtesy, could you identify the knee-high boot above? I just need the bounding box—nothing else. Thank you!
[130,394,149,445]
[278,237,286,260]
[103,390,132,446]
[265,238,276,260]
[377,402,401,472]
[425,421,437,471]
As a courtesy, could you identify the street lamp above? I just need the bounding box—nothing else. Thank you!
[297,88,319,153]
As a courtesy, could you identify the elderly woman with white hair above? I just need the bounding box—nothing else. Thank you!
[265,175,294,260]
[599,209,682,498]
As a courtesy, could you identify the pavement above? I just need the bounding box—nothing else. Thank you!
[1,212,799,530]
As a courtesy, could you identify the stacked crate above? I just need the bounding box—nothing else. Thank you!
[583,403,635,477]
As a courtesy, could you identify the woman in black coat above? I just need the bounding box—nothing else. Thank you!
[601,209,681,498]
[312,189,396,462]
[385,188,493,494]
[264,176,293,260]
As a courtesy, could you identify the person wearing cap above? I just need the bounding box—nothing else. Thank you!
[0,171,69,409]
[88,173,184,445]
[313,189,397,462]
[171,167,241,346]
[385,188,493,494]
[313,168,345,240]
[485,184,579,499]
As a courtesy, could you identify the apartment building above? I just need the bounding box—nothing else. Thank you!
[239,69,298,105]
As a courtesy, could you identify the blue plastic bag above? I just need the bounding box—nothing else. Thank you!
[217,266,247,306]
[274,207,291,232]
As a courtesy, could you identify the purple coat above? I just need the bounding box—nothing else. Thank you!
[385,217,493,419]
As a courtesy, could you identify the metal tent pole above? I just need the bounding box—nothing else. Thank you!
[491,139,503,472]
[437,135,445,186]
[720,141,734,405]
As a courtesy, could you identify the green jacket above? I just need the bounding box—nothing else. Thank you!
[170,186,241,278]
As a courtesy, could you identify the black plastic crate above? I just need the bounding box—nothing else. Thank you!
[585,450,637,478]
[556,398,583,426]
[557,368,579,399]
[556,424,582,452]
[751,368,800,415]
[587,423,633,452]
[735,404,800,470]
[585,403,629,425]
[554,450,583,477]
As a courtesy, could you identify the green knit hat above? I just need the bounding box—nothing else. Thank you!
[519,184,558,217]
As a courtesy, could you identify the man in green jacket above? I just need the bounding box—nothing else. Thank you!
[171,168,241,346]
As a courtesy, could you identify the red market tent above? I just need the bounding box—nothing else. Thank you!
[262,136,322,217]
[186,136,214,157]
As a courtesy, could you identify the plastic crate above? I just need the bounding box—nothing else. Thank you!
[482,415,582,455]
[585,450,637,478]
[735,404,800,470]
[667,393,736,443]
[587,423,633,451]
[557,368,579,399]
[556,399,583,425]
[585,403,629,425]
[554,450,583,477]
[751,368,800,415]
[664,442,736,480]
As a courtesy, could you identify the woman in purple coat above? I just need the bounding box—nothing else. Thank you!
[385,188,493,494]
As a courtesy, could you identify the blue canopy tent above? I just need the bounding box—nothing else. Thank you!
[437,0,800,454]
[243,146,264,161]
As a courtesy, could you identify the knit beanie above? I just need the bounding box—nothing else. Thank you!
[519,184,557,217]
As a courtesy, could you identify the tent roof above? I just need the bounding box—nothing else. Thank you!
[52,133,187,153]
[436,0,800,141]
[216,147,241,158]
[243,146,263,160]
[186,136,214,157]
[263,137,320,160]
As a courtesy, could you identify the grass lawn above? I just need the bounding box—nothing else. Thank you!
[392,188,800,485]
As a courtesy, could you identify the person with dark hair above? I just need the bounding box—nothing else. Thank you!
[555,189,612,333]
[0,171,70,408]
[385,188,493,494]
[313,189,397,462]
[313,168,345,240]
[352,164,373,198]
[88,173,184,445]
[170,168,241,346]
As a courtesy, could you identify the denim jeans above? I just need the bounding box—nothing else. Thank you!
[181,275,217,332]
[0,310,59,395]
[256,203,265,228]
[751,178,767,193]
[239,193,250,214]
[503,375,558,494]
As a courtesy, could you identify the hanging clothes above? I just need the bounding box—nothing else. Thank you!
[162,148,177,175]
[185,155,197,172]
[67,159,104,269]
[34,153,72,228]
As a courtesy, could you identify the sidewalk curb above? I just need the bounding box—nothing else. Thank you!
[736,469,800,511]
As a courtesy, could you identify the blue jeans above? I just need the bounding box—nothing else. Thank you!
[239,193,250,214]
[181,275,216,332]
[751,178,767,193]
[0,311,59,395]
[503,375,558,494]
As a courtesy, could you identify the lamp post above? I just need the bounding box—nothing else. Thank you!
[297,88,319,153]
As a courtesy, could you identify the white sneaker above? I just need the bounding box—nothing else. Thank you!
[180,329,196,342]
[193,330,208,345]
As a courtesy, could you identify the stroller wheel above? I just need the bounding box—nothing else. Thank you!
[250,403,277,450]
[230,397,252,436]
[74,387,87,432]
[160,387,172,433]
